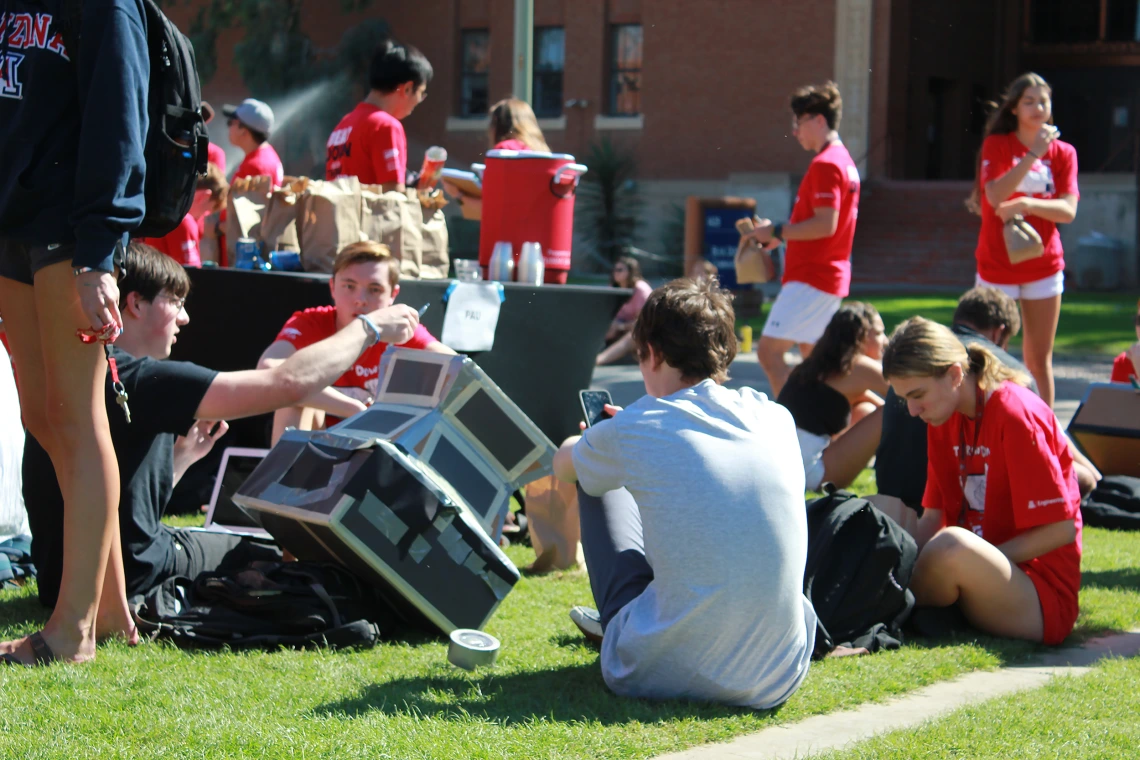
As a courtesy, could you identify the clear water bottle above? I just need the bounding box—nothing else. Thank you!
[488,241,515,282]
[517,242,545,286]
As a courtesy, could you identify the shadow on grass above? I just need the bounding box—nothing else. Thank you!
[311,662,778,725]
[0,594,48,634]
[1083,567,1140,592]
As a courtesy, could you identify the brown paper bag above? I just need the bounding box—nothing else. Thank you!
[419,204,450,279]
[523,475,584,573]
[296,177,365,273]
[734,216,775,284]
[1004,215,1044,265]
[224,175,273,260]
[360,187,422,279]
[260,178,307,253]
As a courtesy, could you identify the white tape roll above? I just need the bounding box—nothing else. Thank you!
[447,629,500,670]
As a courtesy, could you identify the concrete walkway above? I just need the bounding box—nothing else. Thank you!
[591,351,1116,429]
[654,630,1140,760]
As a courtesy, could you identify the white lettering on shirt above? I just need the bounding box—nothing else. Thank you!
[327,127,353,147]
[1028,496,1066,510]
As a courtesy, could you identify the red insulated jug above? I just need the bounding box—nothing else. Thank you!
[477,150,587,284]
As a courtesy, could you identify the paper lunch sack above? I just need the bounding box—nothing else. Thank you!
[224,174,273,260]
[260,178,307,253]
[296,177,366,273]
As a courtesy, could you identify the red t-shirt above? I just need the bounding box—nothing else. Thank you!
[273,305,436,407]
[782,141,861,297]
[207,142,227,176]
[234,143,284,188]
[976,133,1079,285]
[325,103,407,186]
[141,213,201,267]
[923,382,1082,627]
[1112,351,1136,383]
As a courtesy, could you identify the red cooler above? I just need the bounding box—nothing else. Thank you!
[477,150,587,284]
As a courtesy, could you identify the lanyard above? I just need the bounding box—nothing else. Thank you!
[957,383,985,526]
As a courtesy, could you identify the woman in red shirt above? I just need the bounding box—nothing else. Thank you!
[442,98,551,217]
[884,317,1082,645]
[1110,297,1140,384]
[970,73,1079,410]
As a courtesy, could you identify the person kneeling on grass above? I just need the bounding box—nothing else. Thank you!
[883,317,1081,644]
[553,278,817,709]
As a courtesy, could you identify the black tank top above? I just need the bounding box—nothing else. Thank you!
[777,377,852,437]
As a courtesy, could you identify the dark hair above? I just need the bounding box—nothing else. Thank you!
[967,72,1051,213]
[631,278,737,384]
[369,39,433,93]
[953,286,1021,341]
[790,81,843,131]
[789,302,879,385]
[120,241,191,304]
[611,255,643,287]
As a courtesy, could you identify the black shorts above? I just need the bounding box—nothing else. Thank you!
[0,238,75,285]
[169,527,283,581]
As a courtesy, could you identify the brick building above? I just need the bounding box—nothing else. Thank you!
[172,0,1140,286]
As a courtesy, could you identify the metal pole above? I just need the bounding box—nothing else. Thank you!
[512,0,534,104]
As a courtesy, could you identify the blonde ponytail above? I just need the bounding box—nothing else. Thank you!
[965,344,1032,391]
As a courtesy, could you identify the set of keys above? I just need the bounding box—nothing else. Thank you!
[106,345,131,424]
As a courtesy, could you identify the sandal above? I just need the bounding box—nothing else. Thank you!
[0,631,58,667]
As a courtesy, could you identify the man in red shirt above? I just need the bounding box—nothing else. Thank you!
[747,82,861,396]
[326,39,433,189]
[258,240,452,442]
[223,98,284,187]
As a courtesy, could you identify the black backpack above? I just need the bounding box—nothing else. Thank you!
[61,0,208,238]
[1082,475,1140,531]
[133,561,390,651]
[803,488,918,658]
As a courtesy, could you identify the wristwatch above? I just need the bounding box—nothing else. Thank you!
[772,223,785,243]
[356,314,382,346]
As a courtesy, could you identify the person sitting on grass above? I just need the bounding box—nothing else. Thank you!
[554,277,817,709]
[776,302,888,491]
[882,317,1082,645]
[259,241,453,444]
[1110,297,1140,384]
[596,256,653,366]
[24,242,426,622]
[874,286,1099,534]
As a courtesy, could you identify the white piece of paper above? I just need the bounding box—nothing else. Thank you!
[440,282,503,352]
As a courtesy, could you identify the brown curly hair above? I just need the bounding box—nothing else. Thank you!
[632,278,737,383]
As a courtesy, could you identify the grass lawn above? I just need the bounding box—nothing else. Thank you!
[1,471,1138,759]
[739,291,1139,356]
[818,656,1140,759]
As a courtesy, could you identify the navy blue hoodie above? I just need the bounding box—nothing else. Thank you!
[0,0,148,273]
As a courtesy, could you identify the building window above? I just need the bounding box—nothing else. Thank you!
[1105,0,1140,41]
[608,24,642,116]
[533,27,565,118]
[460,29,490,118]
[1027,0,1140,44]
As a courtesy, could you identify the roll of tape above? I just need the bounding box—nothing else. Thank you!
[447,629,500,670]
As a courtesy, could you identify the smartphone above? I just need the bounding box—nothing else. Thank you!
[579,390,614,428]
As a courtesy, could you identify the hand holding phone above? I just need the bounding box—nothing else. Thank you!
[579,390,615,428]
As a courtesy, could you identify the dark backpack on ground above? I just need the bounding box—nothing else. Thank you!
[803,488,918,658]
[134,561,390,651]
[1082,475,1140,531]
[61,0,208,237]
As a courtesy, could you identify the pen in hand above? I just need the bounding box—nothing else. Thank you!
[418,303,431,317]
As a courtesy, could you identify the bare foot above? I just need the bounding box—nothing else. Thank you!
[96,611,140,646]
[826,645,870,658]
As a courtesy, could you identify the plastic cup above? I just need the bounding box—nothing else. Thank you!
[454,259,482,282]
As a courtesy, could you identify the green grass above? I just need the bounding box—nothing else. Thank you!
[1,475,1137,759]
[818,656,1140,759]
[740,291,1139,356]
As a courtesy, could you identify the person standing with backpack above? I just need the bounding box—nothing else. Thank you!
[0,1,148,665]
[883,317,1082,645]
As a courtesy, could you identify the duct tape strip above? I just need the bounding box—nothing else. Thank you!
[462,551,486,575]
[408,535,432,564]
[437,523,472,565]
[261,461,353,507]
[484,571,513,601]
[358,491,409,544]
[432,512,455,534]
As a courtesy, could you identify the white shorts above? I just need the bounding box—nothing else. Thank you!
[797,427,831,492]
[975,271,1064,301]
[761,281,843,344]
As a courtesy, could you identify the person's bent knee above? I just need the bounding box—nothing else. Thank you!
[920,527,977,571]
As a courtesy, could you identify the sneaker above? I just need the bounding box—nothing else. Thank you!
[569,606,604,644]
